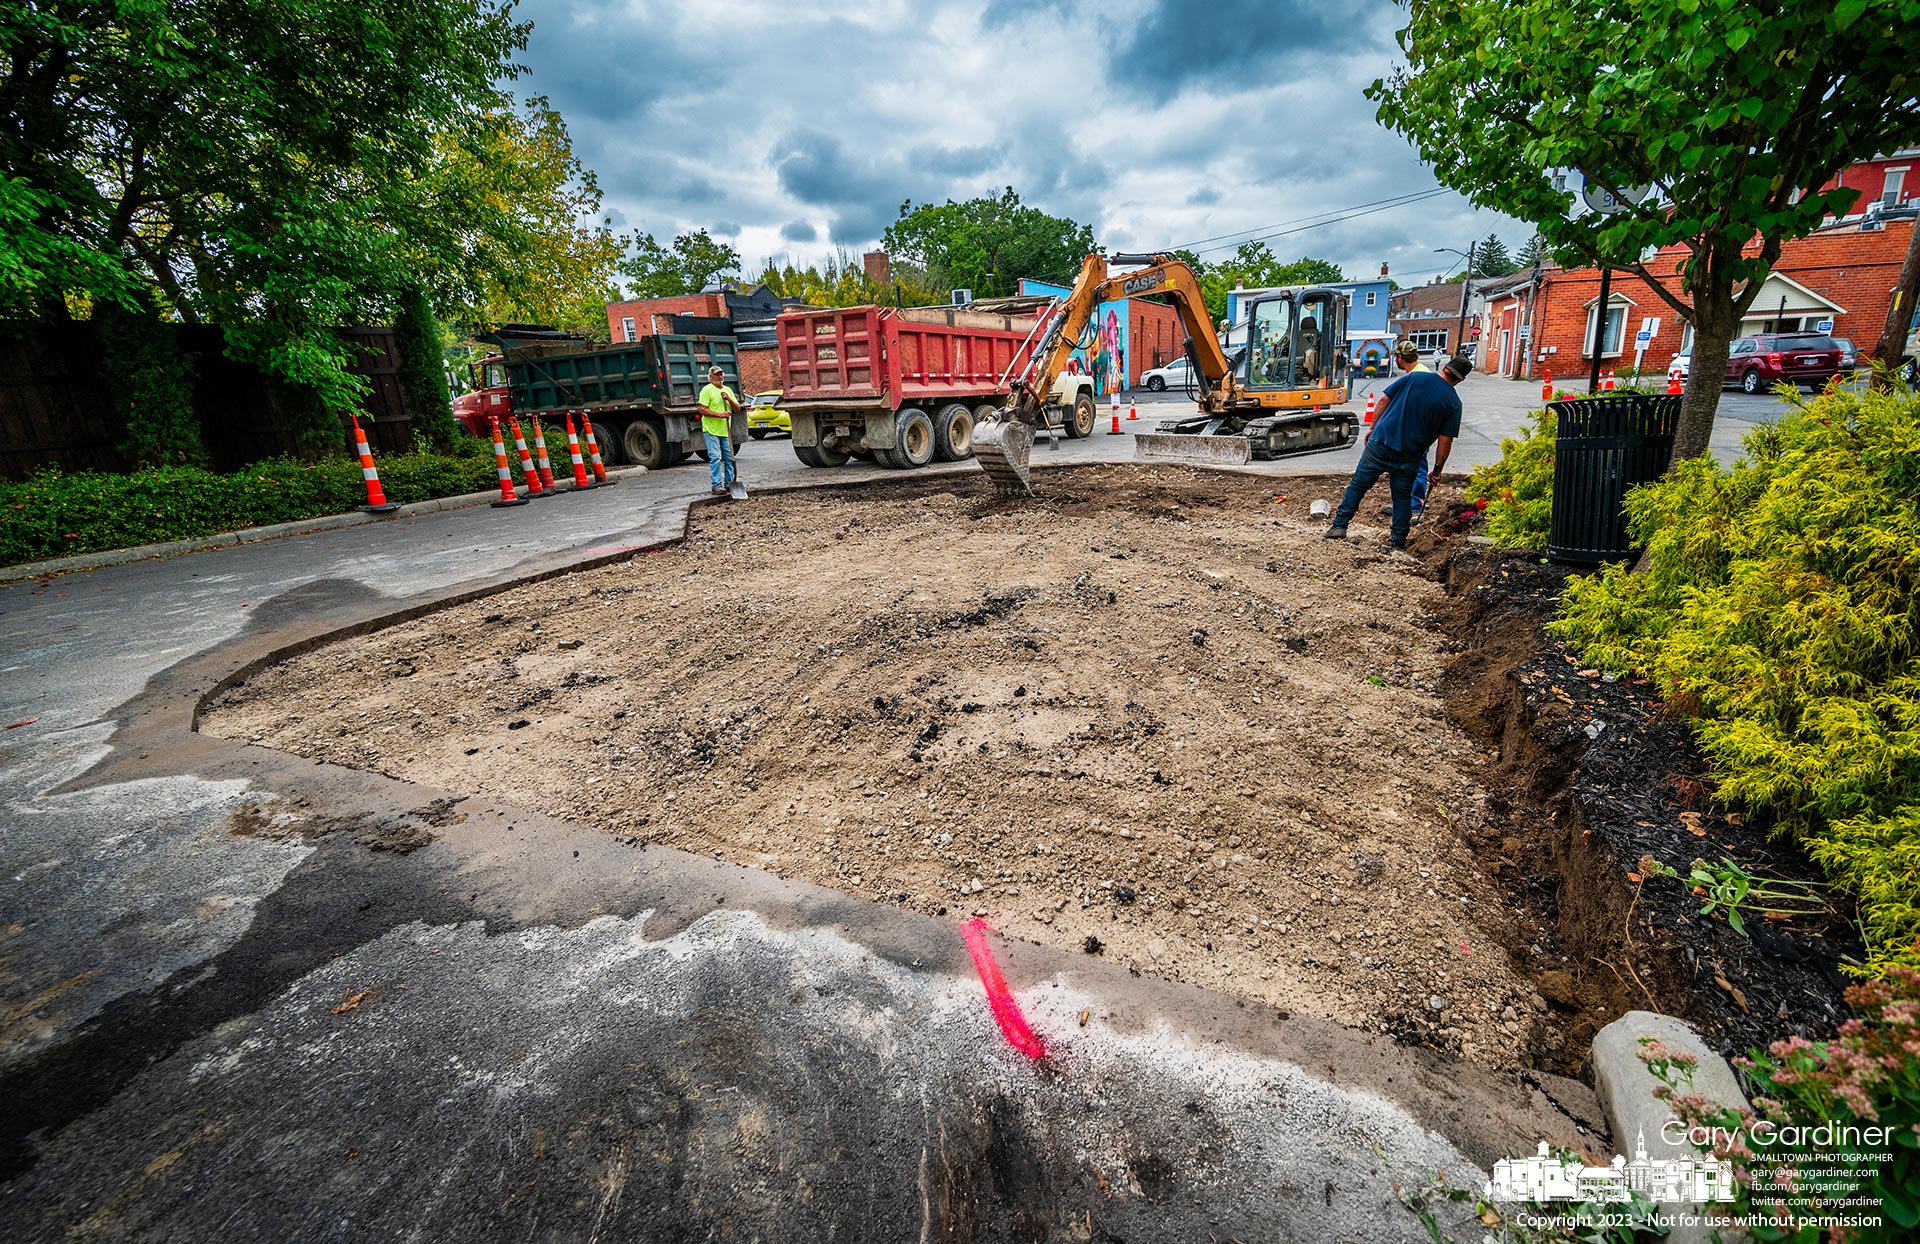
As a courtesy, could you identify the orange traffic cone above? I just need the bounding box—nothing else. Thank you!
[488,417,528,508]
[563,413,597,490]
[1363,392,1379,424]
[1127,397,1138,421]
[1603,368,1616,392]
[1109,407,1121,434]
[530,421,558,493]
[579,413,614,485]
[1541,369,1553,401]
[507,416,548,498]
[1667,372,1684,394]
[349,416,399,513]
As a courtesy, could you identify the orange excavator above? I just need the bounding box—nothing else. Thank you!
[972,252,1356,495]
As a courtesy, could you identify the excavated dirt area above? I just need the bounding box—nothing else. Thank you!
[204,465,1570,1068]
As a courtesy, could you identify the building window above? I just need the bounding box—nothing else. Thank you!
[1408,329,1448,352]
[1364,290,1377,307]
[1885,167,1909,206]
[1583,301,1628,357]
[621,316,637,342]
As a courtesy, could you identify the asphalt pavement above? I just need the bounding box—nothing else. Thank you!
[3,416,1611,1240]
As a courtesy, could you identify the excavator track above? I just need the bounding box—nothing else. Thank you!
[1242,412,1358,460]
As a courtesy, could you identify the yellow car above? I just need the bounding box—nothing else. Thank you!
[746,391,789,439]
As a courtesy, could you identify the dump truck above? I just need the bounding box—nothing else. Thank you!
[452,326,746,470]
[775,305,1096,468]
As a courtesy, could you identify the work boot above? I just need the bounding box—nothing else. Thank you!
[1323,524,1348,541]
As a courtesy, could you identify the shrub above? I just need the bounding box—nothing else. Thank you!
[0,448,509,567]
[1553,385,1920,973]
[394,285,459,450]
[1643,969,1920,1242]
[97,296,206,468]
[1466,404,1557,549]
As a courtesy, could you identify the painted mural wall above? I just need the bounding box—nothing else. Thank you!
[1018,279,1129,396]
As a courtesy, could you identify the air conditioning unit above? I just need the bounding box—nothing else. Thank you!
[951,289,973,307]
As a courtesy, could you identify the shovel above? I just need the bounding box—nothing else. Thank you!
[729,475,748,501]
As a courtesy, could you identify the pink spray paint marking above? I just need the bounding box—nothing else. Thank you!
[960,919,1048,1060]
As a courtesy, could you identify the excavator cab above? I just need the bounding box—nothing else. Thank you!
[1244,290,1346,393]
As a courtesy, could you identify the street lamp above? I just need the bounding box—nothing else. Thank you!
[1435,244,1478,360]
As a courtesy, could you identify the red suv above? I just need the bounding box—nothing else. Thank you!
[1723,333,1844,394]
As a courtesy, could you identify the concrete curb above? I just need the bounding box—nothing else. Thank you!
[2,466,652,583]
[1589,1010,1751,1243]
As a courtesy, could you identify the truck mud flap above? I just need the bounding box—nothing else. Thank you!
[1133,433,1253,467]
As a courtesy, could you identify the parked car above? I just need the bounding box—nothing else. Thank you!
[1905,330,1920,385]
[1668,345,1691,381]
[1723,332,1844,394]
[746,391,789,439]
[1834,337,1858,374]
[1141,358,1194,391]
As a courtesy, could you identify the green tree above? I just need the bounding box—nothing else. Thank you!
[99,294,204,468]
[0,0,532,433]
[1474,232,1516,277]
[882,188,1096,298]
[1169,245,1346,323]
[393,285,459,449]
[620,229,742,299]
[754,254,944,308]
[1369,0,1920,461]
[1514,233,1548,271]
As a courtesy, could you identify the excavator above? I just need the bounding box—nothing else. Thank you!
[973,252,1357,496]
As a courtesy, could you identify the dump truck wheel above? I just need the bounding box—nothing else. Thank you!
[933,403,975,461]
[622,417,671,470]
[894,407,936,467]
[1065,392,1096,439]
[796,443,850,468]
[588,421,620,466]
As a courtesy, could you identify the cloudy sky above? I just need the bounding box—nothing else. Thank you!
[510,0,1531,288]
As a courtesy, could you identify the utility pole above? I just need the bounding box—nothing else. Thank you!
[1453,240,1476,360]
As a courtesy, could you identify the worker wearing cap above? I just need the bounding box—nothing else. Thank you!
[1326,354,1471,550]
[697,366,741,495]
[1390,340,1433,514]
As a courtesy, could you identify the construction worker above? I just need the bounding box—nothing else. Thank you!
[1388,340,1433,515]
[1326,355,1470,550]
[697,365,741,496]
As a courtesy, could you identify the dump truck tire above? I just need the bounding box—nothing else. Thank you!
[933,403,975,461]
[795,443,849,468]
[622,417,671,470]
[893,407,936,467]
[1065,392,1096,439]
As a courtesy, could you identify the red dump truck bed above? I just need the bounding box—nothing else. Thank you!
[777,305,1043,410]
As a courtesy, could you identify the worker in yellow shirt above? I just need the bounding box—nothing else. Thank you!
[697,365,741,496]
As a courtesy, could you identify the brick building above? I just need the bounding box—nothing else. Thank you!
[604,293,728,343]
[1478,215,1915,380]
[1387,277,1485,356]
[1818,148,1920,218]
[604,285,792,394]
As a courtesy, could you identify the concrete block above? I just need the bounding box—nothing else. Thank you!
[1590,1010,1750,1243]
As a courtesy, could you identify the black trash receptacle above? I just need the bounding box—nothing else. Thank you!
[1546,394,1680,565]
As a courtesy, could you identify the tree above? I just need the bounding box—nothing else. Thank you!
[883,188,1096,299]
[1169,245,1346,323]
[100,294,203,468]
[1370,0,1920,462]
[393,285,459,449]
[620,229,742,299]
[1868,219,1920,391]
[1474,233,1516,277]
[1514,233,1548,271]
[0,0,533,428]
[754,255,944,308]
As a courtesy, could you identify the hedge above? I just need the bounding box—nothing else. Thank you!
[1,442,505,567]
[1551,383,1920,974]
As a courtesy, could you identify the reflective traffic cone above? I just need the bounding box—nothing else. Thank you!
[1603,368,1616,392]
[1363,392,1379,424]
[350,416,399,513]
[1110,407,1121,434]
[1127,397,1138,421]
[530,421,558,493]
[580,413,614,485]
[1541,369,1553,401]
[1667,372,1683,394]
[507,416,548,498]
[488,418,527,508]
[563,413,597,490]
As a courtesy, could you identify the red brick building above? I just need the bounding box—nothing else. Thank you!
[1478,216,1914,380]
[1817,148,1919,218]
[604,293,728,343]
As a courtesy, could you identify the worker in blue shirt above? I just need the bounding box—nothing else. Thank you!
[1326,355,1470,549]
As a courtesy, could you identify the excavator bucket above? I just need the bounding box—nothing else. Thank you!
[1133,433,1253,467]
[972,418,1036,497]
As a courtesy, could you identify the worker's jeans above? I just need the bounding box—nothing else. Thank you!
[1333,441,1423,546]
[704,430,736,489]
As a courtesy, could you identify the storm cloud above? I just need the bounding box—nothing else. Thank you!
[508,0,1525,284]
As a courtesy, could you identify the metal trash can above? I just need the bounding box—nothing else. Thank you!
[1546,394,1680,565]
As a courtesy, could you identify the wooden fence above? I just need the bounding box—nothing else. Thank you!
[0,322,414,481]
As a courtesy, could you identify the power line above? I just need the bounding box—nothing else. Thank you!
[1165,188,1453,253]
[1187,188,1452,257]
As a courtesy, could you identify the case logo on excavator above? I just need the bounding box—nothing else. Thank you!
[1121,273,1165,295]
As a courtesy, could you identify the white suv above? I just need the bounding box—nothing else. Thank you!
[1141,358,1194,391]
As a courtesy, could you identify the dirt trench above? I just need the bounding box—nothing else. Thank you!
[204,465,1589,1068]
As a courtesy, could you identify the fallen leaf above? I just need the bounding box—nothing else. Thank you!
[1626,872,1643,883]
[1578,669,1599,678]
[1634,820,1655,828]
[1725,812,1745,827]
[1712,971,1749,1013]
[330,989,373,1015]
[4,717,38,729]
[1680,811,1707,836]
[1480,1207,1504,1227]
[1762,911,1796,923]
